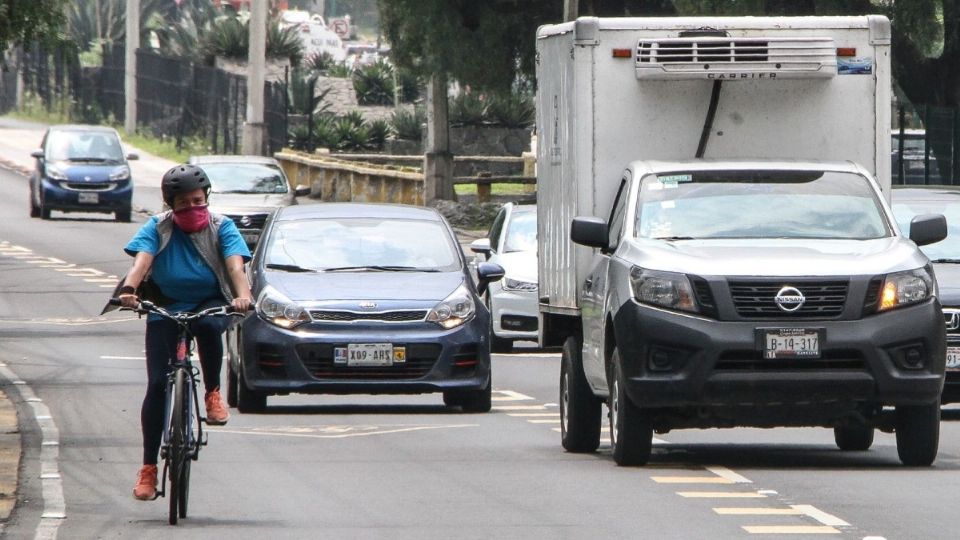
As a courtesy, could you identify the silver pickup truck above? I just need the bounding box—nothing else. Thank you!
[560,160,947,467]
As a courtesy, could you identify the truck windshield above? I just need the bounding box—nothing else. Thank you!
[635,171,890,240]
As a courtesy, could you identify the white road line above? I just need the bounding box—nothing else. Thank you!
[528,419,561,424]
[652,476,734,484]
[507,413,559,417]
[100,356,145,360]
[0,364,66,537]
[791,505,850,527]
[678,491,767,498]
[491,390,536,401]
[492,405,547,411]
[743,525,840,534]
[707,466,753,484]
[714,507,803,515]
[214,424,478,439]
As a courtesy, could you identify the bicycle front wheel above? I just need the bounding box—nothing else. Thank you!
[168,368,188,525]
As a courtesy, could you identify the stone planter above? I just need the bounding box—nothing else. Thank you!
[214,57,291,82]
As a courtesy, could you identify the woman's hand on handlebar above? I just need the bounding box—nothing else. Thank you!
[231,297,253,313]
[119,293,140,309]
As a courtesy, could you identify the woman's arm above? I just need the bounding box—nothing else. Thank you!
[118,251,155,308]
[225,254,253,312]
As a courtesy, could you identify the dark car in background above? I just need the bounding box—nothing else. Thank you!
[189,155,310,248]
[29,125,138,221]
[892,186,960,403]
[892,129,942,185]
[225,203,505,413]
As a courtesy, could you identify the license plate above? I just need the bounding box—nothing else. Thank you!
[334,343,406,366]
[947,346,960,370]
[78,192,99,204]
[759,328,822,359]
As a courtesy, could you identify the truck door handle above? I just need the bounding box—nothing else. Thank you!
[584,279,593,291]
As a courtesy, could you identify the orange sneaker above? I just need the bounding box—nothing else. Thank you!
[133,464,158,501]
[205,389,230,425]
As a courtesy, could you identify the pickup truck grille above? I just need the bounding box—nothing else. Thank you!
[729,280,848,319]
[223,213,269,230]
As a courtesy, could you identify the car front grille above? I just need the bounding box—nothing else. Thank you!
[61,181,114,192]
[309,310,428,323]
[296,343,441,379]
[729,280,848,319]
[223,213,269,230]
[715,350,865,371]
[944,308,960,336]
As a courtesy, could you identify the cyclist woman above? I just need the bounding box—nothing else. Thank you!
[117,164,253,500]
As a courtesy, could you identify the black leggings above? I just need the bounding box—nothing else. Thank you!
[141,302,231,465]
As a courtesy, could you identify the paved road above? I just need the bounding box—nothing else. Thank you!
[3,127,960,539]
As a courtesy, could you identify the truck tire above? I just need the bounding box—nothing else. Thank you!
[560,336,602,453]
[895,403,940,466]
[833,424,874,451]
[609,348,653,466]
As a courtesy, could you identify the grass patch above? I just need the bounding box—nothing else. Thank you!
[454,183,535,196]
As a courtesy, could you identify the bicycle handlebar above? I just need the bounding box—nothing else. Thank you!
[108,298,247,324]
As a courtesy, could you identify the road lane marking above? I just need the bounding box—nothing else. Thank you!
[678,491,767,498]
[653,476,735,484]
[743,525,840,534]
[528,419,561,424]
[491,390,535,401]
[507,413,559,417]
[707,466,753,484]
[791,505,850,527]
[715,507,803,515]
[492,405,547,411]
[214,423,478,439]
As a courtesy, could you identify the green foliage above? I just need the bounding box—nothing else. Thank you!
[288,69,332,116]
[305,51,336,72]
[390,107,425,141]
[341,110,366,128]
[0,0,67,51]
[353,59,396,105]
[205,16,248,60]
[327,63,354,78]
[367,119,392,148]
[449,92,488,127]
[485,93,535,129]
[266,18,304,64]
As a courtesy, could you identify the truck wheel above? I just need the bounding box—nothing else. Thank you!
[560,336,602,453]
[895,403,940,466]
[608,348,653,466]
[833,424,874,451]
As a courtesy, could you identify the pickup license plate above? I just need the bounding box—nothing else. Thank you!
[78,192,99,204]
[947,346,960,370]
[334,343,406,366]
[759,328,822,359]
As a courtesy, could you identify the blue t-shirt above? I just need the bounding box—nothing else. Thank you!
[125,216,251,319]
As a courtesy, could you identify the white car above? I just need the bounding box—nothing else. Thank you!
[471,203,538,352]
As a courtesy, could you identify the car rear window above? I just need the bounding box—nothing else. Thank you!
[201,163,289,194]
[636,170,891,240]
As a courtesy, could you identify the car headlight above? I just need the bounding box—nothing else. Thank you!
[426,283,476,329]
[46,166,67,181]
[110,166,131,181]
[256,285,311,328]
[878,267,935,312]
[630,267,698,314]
[502,277,537,292]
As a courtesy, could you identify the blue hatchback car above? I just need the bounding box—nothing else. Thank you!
[29,125,138,222]
[225,203,505,413]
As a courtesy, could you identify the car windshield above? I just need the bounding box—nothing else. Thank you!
[892,195,960,261]
[46,130,124,162]
[635,170,890,240]
[503,211,537,252]
[264,218,461,272]
[201,163,289,194]
[893,135,926,154]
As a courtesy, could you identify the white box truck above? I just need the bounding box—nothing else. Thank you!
[536,16,948,466]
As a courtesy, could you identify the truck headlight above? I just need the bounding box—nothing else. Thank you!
[503,277,537,291]
[630,267,699,313]
[427,283,476,329]
[256,285,311,328]
[878,267,935,312]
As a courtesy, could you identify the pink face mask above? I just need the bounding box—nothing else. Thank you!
[172,205,210,233]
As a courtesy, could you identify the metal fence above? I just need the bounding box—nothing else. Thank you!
[892,102,960,186]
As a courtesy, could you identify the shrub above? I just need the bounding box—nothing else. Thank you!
[449,91,487,127]
[288,124,315,152]
[341,110,366,128]
[305,51,335,72]
[353,60,396,106]
[288,69,331,116]
[485,93,535,129]
[266,18,304,65]
[204,16,247,60]
[367,119,392,149]
[327,63,353,78]
[390,108,425,141]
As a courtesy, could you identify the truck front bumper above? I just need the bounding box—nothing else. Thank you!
[613,298,945,410]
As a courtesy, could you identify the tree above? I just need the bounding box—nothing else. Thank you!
[0,0,67,52]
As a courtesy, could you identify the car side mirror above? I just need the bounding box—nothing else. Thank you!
[571,217,609,250]
[294,185,311,197]
[470,238,492,256]
[476,262,505,296]
[126,152,139,161]
[909,213,947,247]
[31,149,44,159]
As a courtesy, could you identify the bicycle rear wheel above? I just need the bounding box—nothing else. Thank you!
[168,369,188,525]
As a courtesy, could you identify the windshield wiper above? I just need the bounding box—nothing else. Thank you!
[654,236,697,241]
[931,258,960,264]
[68,157,108,163]
[322,265,441,273]
[265,263,316,273]
[215,189,258,194]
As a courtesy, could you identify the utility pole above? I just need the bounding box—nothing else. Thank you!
[564,0,579,21]
[124,0,140,135]
[424,74,454,203]
[242,0,267,155]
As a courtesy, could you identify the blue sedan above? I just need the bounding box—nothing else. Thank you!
[226,203,505,413]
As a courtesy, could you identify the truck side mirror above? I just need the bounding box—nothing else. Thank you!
[470,238,492,256]
[909,214,947,246]
[476,262,505,296]
[571,217,609,249]
[294,185,311,197]
[31,149,44,159]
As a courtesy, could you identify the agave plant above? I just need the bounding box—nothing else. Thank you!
[352,59,394,106]
[148,2,219,64]
[449,91,487,127]
[390,107,425,142]
[305,51,336,72]
[288,69,332,116]
[341,110,366,128]
[367,119,392,149]
[327,63,353,78]
[485,93,535,129]
[266,18,303,64]
[204,16,247,61]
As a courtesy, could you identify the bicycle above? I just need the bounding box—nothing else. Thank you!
[110,298,243,525]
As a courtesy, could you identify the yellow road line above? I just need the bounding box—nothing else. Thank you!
[653,476,734,484]
[678,491,766,498]
[743,525,840,534]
